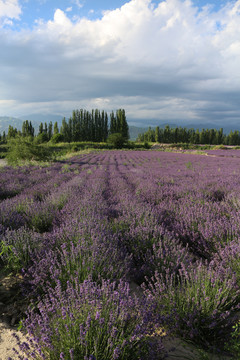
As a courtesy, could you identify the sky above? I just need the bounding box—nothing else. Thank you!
[0,0,240,127]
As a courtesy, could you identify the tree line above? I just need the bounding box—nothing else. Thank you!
[137,125,240,146]
[1,109,129,144]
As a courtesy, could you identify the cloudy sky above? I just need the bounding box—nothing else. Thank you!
[0,0,240,127]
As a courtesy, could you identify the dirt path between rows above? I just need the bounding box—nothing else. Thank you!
[0,322,26,360]
[0,159,7,167]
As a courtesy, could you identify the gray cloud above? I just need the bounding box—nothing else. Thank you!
[0,0,240,128]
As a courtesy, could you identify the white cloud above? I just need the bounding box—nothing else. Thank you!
[0,0,21,22]
[66,7,72,13]
[73,0,84,9]
[0,0,240,127]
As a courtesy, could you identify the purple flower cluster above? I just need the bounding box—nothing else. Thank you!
[17,279,163,360]
[1,150,240,357]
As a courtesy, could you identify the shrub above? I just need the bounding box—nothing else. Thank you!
[0,227,41,272]
[225,320,240,357]
[144,141,151,149]
[107,133,125,149]
[143,261,240,351]
[26,234,131,297]
[212,145,227,150]
[7,137,51,165]
[51,133,65,144]
[17,279,164,360]
[35,132,49,144]
[26,201,59,233]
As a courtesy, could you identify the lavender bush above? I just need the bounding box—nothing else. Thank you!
[17,279,164,360]
[143,261,240,350]
[0,227,42,272]
[1,150,240,357]
[26,233,131,297]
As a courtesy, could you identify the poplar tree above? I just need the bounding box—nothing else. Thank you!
[39,123,43,134]
[155,126,160,142]
[53,122,59,135]
[60,117,69,142]
[48,121,53,140]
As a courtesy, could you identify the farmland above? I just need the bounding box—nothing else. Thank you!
[0,150,240,359]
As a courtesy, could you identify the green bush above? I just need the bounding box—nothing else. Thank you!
[212,145,227,150]
[144,141,151,149]
[7,137,51,165]
[225,320,240,357]
[35,132,49,144]
[50,133,65,144]
[107,133,125,149]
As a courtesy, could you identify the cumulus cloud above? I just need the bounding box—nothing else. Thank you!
[0,0,21,25]
[0,0,240,127]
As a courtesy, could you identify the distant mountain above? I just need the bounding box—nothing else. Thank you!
[128,126,148,140]
[20,113,64,123]
[0,116,23,133]
[0,114,64,135]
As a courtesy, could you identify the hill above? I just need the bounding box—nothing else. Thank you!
[0,115,64,136]
[0,117,24,134]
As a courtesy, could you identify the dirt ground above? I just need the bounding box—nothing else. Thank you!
[0,159,7,167]
[0,321,26,360]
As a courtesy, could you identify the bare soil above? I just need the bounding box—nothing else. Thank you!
[0,159,7,167]
[0,273,28,359]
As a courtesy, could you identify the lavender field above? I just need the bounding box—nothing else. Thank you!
[1,150,240,359]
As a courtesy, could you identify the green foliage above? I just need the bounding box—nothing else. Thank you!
[35,132,49,144]
[7,125,18,139]
[50,133,65,144]
[22,120,34,137]
[0,241,19,272]
[225,320,240,357]
[24,280,155,360]
[6,136,51,165]
[137,125,240,146]
[212,145,227,150]
[144,141,151,149]
[145,263,240,350]
[107,133,125,148]
[0,228,41,272]
[186,161,193,170]
[28,204,56,233]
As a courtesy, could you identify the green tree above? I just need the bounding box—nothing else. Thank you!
[48,121,53,140]
[50,133,64,143]
[216,128,224,145]
[22,120,34,137]
[116,109,129,140]
[200,129,206,144]
[35,132,49,144]
[110,111,117,135]
[60,117,69,142]
[39,123,44,134]
[194,129,200,144]
[7,125,18,139]
[53,122,59,135]
[103,112,108,141]
[163,125,171,143]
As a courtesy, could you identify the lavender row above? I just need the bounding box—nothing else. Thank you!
[1,150,240,358]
